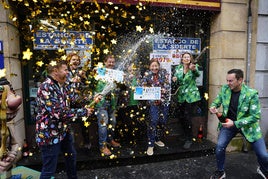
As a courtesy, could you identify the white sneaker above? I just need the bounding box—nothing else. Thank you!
[257,166,268,179]
[155,141,165,147]
[146,147,154,156]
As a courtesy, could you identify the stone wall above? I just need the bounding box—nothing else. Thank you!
[0,1,25,156]
[208,0,249,145]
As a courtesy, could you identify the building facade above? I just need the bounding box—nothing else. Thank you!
[0,0,267,157]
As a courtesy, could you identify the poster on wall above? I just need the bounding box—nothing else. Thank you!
[170,50,182,65]
[149,52,173,72]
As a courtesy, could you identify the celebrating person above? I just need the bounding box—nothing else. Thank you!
[141,58,170,156]
[209,69,268,179]
[94,54,121,156]
[35,60,93,179]
[172,52,201,149]
[66,52,92,150]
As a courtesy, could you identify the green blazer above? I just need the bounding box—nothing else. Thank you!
[210,84,262,142]
[173,64,201,103]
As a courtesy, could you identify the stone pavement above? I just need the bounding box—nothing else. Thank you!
[55,151,263,179]
[17,134,266,179]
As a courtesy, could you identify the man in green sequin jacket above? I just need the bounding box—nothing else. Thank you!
[209,69,268,179]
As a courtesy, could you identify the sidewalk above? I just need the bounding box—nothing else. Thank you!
[55,151,262,179]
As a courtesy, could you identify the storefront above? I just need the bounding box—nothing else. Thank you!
[0,0,227,159]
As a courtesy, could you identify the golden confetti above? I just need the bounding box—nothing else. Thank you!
[145,16,151,21]
[84,121,90,127]
[84,21,90,25]
[149,27,154,33]
[111,39,117,44]
[82,116,87,122]
[204,93,209,100]
[121,11,127,18]
[36,61,44,67]
[61,55,67,61]
[109,154,115,159]
[97,62,104,68]
[49,60,57,66]
[22,48,33,60]
[3,1,9,9]
[103,49,109,54]
[100,15,106,21]
[0,69,6,78]
[136,25,143,32]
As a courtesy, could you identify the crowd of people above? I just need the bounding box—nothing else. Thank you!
[33,52,205,178]
[0,52,267,179]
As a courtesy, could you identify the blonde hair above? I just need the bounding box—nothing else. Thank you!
[182,52,194,63]
[66,52,81,65]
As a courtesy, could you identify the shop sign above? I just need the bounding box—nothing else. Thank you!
[33,30,93,50]
[153,37,201,54]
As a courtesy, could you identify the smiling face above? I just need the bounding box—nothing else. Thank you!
[181,53,192,65]
[149,61,160,74]
[54,64,69,85]
[69,55,80,70]
[226,73,243,92]
[104,56,115,69]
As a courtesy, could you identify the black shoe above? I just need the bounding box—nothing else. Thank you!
[257,166,268,179]
[210,170,226,179]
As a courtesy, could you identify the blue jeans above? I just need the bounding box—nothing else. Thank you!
[215,125,268,172]
[96,107,116,148]
[148,104,169,147]
[39,132,77,179]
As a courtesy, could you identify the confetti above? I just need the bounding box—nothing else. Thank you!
[22,48,33,60]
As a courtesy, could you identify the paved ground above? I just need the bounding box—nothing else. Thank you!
[55,151,263,179]
[17,133,266,179]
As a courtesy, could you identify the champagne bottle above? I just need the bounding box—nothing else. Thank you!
[86,96,101,108]
[86,81,115,108]
[216,112,227,123]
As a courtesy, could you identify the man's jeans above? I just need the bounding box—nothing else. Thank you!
[96,107,116,148]
[216,125,268,172]
[39,132,77,179]
[148,104,169,147]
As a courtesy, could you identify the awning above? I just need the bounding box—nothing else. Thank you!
[92,0,221,11]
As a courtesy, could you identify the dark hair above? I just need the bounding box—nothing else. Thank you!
[227,69,244,80]
[149,58,160,66]
[47,59,68,74]
[104,54,115,62]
